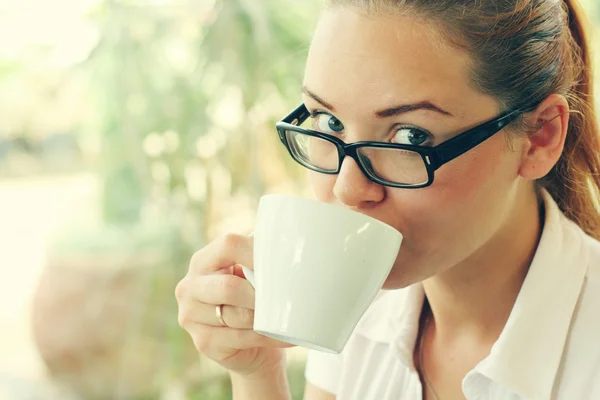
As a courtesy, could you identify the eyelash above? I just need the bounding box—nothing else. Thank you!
[308,109,433,144]
[309,109,329,119]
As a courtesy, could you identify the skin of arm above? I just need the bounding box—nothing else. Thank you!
[304,382,336,400]
[230,363,292,400]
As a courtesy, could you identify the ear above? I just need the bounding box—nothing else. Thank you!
[518,94,569,181]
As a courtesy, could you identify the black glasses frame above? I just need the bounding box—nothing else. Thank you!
[276,103,526,188]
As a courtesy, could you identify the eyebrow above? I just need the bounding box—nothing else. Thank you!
[302,86,453,118]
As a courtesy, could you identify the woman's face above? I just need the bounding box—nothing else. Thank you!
[303,8,526,288]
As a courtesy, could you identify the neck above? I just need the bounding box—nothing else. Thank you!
[423,186,544,343]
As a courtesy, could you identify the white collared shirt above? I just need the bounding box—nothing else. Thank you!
[305,190,600,399]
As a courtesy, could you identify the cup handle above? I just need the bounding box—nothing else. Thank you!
[241,231,256,288]
[241,265,255,288]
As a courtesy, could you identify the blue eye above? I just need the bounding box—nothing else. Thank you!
[392,127,431,146]
[312,112,344,134]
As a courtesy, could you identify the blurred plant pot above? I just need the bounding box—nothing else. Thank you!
[31,223,199,399]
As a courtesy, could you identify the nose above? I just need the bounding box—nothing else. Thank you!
[332,156,385,208]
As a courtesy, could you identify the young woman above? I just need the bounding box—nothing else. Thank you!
[175,0,600,398]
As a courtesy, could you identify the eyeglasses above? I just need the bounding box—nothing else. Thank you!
[275,103,525,188]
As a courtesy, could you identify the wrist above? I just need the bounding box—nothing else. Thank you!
[230,358,291,400]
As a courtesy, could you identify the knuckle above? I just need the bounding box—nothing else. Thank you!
[189,250,204,272]
[220,233,243,252]
[192,329,211,353]
[176,302,191,327]
[174,279,187,302]
[177,310,187,328]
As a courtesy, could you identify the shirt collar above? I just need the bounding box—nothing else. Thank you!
[467,190,589,399]
[353,281,424,367]
[353,190,589,398]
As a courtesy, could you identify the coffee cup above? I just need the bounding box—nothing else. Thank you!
[242,194,402,353]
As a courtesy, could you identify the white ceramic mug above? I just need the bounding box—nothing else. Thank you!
[242,194,402,353]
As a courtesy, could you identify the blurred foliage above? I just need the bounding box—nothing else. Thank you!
[72,0,318,397]
[85,0,317,232]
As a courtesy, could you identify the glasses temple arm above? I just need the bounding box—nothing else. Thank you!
[432,111,522,168]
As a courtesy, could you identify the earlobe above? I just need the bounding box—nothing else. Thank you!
[518,94,569,181]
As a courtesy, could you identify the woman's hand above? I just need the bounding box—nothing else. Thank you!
[175,233,294,377]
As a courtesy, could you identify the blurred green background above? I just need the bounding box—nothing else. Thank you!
[0,0,597,399]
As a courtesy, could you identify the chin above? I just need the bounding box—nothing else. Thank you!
[377,248,413,288]
[381,267,419,290]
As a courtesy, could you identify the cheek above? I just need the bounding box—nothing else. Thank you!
[386,135,520,282]
[308,171,336,202]
[398,135,515,226]
[433,133,518,206]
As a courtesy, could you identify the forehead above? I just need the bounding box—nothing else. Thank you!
[304,8,479,118]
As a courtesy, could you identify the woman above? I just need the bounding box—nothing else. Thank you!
[175,0,600,398]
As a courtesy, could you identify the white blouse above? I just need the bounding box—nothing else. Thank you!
[305,190,600,399]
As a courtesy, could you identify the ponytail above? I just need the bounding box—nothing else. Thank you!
[542,0,600,239]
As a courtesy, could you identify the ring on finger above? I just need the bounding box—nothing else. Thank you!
[216,304,228,327]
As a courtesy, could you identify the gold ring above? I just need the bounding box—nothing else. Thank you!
[216,304,227,327]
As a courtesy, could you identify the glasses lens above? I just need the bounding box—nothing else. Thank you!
[285,130,339,172]
[357,147,429,185]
